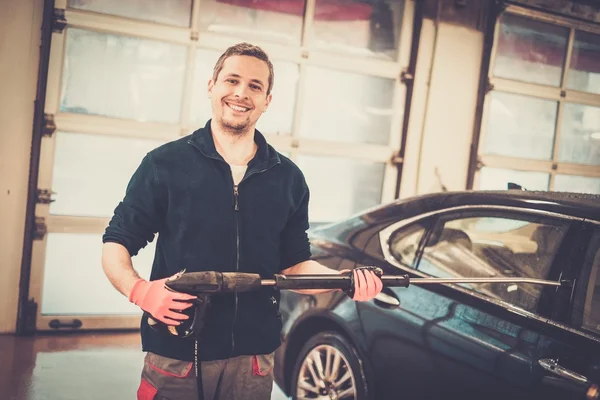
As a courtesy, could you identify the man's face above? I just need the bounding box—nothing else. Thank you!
[208,55,272,135]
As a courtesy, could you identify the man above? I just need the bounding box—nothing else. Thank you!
[101,42,383,400]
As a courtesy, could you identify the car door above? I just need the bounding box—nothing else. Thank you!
[533,223,600,400]
[357,207,582,400]
[356,216,442,399]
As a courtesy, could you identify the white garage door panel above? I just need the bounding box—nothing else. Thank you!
[50,132,166,218]
[41,232,155,315]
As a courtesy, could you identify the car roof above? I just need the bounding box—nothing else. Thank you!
[363,190,600,223]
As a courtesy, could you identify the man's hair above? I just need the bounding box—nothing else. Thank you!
[212,42,274,95]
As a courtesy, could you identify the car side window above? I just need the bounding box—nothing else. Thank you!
[381,219,432,269]
[417,213,569,312]
[388,222,428,268]
[577,230,600,335]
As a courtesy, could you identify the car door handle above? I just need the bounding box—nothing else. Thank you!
[538,358,589,384]
[374,289,400,308]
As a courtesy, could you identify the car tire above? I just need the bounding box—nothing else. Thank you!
[290,330,369,400]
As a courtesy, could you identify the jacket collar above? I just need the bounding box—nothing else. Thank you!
[188,119,281,171]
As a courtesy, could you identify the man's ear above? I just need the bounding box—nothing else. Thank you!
[207,79,214,98]
[262,93,272,113]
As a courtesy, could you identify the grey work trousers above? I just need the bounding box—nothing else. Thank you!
[137,351,275,400]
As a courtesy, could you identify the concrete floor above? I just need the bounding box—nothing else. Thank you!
[0,332,289,400]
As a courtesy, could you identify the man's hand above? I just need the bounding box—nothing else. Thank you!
[128,277,197,326]
[341,266,384,301]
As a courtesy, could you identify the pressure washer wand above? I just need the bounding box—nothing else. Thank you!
[264,274,562,289]
[164,271,563,295]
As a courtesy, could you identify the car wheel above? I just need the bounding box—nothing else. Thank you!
[290,331,368,400]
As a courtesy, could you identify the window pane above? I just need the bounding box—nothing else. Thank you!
[419,215,568,312]
[567,30,600,95]
[297,155,385,224]
[478,167,549,191]
[42,233,153,315]
[389,222,427,268]
[190,49,298,135]
[493,14,568,87]
[299,67,395,145]
[582,232,600,334]
[68,0,193,27]
[554,175,600,194]
[189,49,219,127]
[50,132,165,218]
[484,91,557,160]
[198,0,303,46]
[558,103,600,166]
[313,0,405,60]
[60,29,187,124]
[257,62,298,135]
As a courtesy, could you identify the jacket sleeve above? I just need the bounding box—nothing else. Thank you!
[279,180,312,270]
[102,153,166,256]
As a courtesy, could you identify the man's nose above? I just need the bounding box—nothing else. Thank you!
[233,84,249,98]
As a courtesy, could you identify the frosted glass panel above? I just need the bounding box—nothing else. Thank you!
[478,167,549,191]
[198,0,303,46]
[554,175,600,194]
[299,67,395,145]
[558,103,600,166]
[493,14,568,87]
[41,233,155,315]
[189,49,220,127]
[297,155,385,224]
[484,91,557,160]
[313,0,405,60]
[60,28,187,123]
[190,49,298,135]
[567,30,600,95]
[50,132,165,218]
[68,0,193,27]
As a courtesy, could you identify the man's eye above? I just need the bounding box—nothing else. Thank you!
[226,79,238,84]
[250,85,262,91]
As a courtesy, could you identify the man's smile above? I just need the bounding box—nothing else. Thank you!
[225,101,251,113]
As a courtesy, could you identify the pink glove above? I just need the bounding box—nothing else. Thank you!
[342,266,384,301]
[128,277,196,326]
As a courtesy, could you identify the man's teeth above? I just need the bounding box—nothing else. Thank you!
[228,103,249,112]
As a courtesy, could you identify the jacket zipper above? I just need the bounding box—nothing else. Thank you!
[231,184,240,357]
[230,166,277,358]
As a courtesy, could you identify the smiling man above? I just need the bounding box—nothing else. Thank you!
[101,43,383,400]
[210,53,272,135]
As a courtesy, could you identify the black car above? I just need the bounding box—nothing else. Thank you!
[273,190,600,400]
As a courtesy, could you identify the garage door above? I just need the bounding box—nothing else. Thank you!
[29,0,416,331]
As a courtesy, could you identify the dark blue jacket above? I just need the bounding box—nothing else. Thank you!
[102,120,312,361]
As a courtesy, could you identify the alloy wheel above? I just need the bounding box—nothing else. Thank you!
[295,344,357,400]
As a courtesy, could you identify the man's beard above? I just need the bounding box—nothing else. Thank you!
[219,115,251,136]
